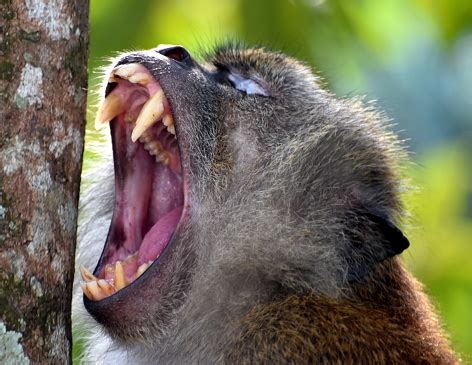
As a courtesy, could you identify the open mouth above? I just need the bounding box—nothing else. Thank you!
[81,63,186,301]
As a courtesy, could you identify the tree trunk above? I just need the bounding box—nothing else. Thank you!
[0,1,89,363]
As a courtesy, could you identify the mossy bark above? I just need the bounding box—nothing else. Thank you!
[0,1,89,363]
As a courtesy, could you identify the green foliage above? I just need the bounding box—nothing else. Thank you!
[403,144,472,358]
[80,0,472,360]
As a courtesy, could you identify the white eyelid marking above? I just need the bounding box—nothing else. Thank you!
[228,73,268,96]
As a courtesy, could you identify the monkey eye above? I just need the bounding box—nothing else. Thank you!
[227,72,268,97]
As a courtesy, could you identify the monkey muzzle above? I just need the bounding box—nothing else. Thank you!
[81,49,189,302]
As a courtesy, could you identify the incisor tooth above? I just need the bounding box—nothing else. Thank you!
[131,90,165,142]
[112,64,151,85]
[114,261,126,290]
[97,279,116,297]
[113,63,141,77]
[95,91,126,130]
[80,266,97,282]
[128,73,151,85]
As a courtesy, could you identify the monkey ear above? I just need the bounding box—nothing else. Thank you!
[345,208,410,282]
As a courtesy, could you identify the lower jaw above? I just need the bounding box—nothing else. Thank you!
[83,225,193,345]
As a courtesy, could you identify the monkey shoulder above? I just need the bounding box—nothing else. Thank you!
[226,294,459,365]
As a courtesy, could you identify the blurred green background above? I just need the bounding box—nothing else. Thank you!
[81,0,472,361]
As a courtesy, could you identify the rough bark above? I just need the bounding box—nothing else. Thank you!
[0,1,89,363]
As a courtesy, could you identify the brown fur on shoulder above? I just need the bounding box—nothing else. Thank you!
[228,259,459,364]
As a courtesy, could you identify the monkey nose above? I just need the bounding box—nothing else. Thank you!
[155,44,192,66]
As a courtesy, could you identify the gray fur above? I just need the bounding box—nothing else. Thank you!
[74,45,408,363]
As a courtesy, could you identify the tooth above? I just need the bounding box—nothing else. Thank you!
[95,91,125,130]
[113,64,151,85]
[146,141,162,156]
[156,152,169,165]
[167,124,176,135]
[80,266,98,282]
[140,136,151,144]
[139,131,152,143]
[113,63,141,77]
[114,261,126,290]
[144,140,157,151]
[97,279,116,297]
[86,281,106,301]
[123,252,138,264]
[124,113,135,123]
[131,90,165,142]
[135,263,149,279]
[128,73,151,85]
[163,114,173,127]
[81,283,93,300]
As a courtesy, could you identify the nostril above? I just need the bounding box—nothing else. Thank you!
[157,46,191,64]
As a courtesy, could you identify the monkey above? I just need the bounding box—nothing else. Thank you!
[74,43,459,364]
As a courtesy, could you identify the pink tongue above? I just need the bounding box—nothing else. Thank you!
[138,206,183,265]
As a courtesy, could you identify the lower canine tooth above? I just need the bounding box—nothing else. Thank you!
[114,261,126,290]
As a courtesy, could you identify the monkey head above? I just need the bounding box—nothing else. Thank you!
[80,44,409,353]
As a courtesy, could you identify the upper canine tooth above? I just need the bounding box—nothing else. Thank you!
[131,90,165,142]
[112,63,151,85]
[167,125,176,135]
[95,90,126,130]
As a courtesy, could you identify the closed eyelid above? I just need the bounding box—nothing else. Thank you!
[227,72,268,96]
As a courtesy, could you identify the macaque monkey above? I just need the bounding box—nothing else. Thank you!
[75,44,459,364]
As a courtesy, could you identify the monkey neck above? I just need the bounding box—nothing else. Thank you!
[134,258,457,364]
